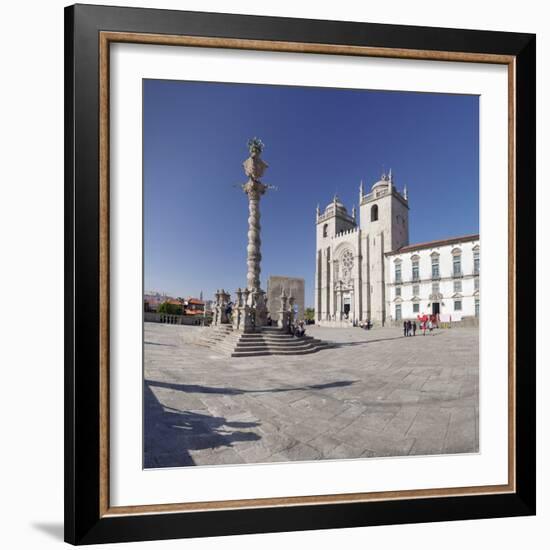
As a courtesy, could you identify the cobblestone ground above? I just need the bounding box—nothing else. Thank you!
[144,323,478,468]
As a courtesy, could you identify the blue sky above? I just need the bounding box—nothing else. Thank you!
[143,79,479,307]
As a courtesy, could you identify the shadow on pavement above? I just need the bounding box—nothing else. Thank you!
[330,332,443,347]
[144,382,261,468]
[146,379,356,396]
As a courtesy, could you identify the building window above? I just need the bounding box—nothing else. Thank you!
[395,286,401,297]
[474,277,479,291]
[371,204,379,221]
[395,263,402,283]
[412,284,419,297]
[395,304,402,320]
[454,300,462,311]
[323,224,328,238]
[475,298,480,317]
[412,260,419,281]
[474,250,480,274]
[432,282,440,295]
[453,280,462,293]
[413,303,419,313]
[453,255,462,277]
[431,257,440,279]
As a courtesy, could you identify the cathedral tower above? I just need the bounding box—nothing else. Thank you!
[359,171,409,325]
[315,196,357,322]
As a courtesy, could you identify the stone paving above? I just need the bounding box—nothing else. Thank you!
[144,323,478,468]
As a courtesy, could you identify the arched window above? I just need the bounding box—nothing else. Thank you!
[371,204,379,221]
[323,224,328,238]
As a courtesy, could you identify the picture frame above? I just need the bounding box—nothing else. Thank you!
[64,3,536,545]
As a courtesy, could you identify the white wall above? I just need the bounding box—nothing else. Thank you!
[0,1,547,549]
[388,240,479,321]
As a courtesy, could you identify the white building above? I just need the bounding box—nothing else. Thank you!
[315,172,479,326]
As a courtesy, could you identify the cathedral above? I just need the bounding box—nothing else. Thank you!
[315,171,479,326]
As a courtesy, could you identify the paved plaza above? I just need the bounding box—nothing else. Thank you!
[144,323,478,468]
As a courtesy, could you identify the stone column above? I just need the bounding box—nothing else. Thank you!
[219,289,230,324]
[233,288,243,330]
[241,288,253,332]
[212,289,221,325]
[334,284,341,321]
[288,294,296,326]
[278,290,290,331]
[242,140,268,291]
[241,138,269,327]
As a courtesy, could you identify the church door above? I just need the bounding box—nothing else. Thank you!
[432,302,440,315]
[343,294,351,318]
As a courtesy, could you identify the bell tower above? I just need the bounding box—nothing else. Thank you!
[359,170,409,324]
[315,196,356,322]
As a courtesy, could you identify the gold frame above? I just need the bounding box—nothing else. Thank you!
[98,31,516,518]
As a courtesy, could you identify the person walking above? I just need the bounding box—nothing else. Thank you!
[403,320,407,337]
[413,321,417,336]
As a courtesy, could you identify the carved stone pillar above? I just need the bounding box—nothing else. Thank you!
[219,289,230,324]
[278,290,290,331]
[212,289,221,326]
[233,288,243,330]
[241,288,253,332]
[241,138,270,329]
[254,288,268,327]
[288,294,296,326]
[242,140,268,292]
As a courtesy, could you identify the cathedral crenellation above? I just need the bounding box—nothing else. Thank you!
[332,227,359,239]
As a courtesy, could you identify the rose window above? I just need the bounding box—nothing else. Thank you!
[341,250,354,282]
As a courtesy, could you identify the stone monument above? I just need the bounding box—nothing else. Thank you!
[201,139,331,355]
[211,138,271,332]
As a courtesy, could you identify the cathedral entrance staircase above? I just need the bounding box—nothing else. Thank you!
[196,325,332,358]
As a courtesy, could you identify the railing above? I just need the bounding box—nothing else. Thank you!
[144,312,209,326]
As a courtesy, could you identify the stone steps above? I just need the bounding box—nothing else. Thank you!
[195,325,332,357]
[234,338,324,348]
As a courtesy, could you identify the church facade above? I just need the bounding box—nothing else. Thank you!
[315,172,479,326]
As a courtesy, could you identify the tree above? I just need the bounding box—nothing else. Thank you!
[158,301,182,315]
[304,308,315,322]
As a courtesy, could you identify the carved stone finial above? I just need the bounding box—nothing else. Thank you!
[247,137,264,155]
[243,138,268,181]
